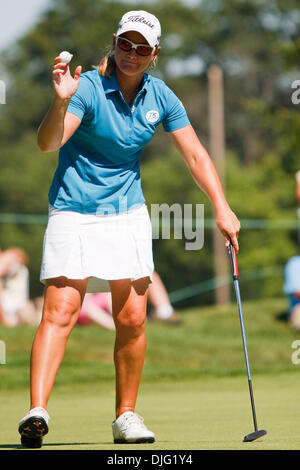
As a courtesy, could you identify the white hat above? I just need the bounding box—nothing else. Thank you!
[116,10,161,48]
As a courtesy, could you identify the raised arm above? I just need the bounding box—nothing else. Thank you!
[37,56,82,152]
[170,124,240,252]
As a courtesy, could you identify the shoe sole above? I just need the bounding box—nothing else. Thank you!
[114,437,155,444]
[18,416,48,448]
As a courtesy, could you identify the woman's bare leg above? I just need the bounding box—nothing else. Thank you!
[30,277,88,410]
[109,277,150,419]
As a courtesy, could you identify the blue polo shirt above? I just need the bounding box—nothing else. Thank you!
[49,69,190,214]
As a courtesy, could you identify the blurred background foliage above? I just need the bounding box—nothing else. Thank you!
[0,0,299,304]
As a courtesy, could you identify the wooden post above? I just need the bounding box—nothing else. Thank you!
[208,64,230,305]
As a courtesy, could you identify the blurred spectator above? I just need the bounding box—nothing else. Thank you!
[0,247,42,327]
[281,171,300,330]
[77,292,115,331]
[77,270,181,330]
[283,256,300,330]
[147,271,181,325]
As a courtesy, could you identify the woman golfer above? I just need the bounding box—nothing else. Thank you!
[18,10,240,447]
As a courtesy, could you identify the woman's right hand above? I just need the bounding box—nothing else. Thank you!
[52,56,82,100]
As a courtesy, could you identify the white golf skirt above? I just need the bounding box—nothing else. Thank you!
[40,204,154,292]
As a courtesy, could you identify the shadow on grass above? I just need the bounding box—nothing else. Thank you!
[275,310,289,322]
[0,441,167,450]
[0,442,101,450]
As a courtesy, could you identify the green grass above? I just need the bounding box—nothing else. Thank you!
[0,296,297,389]
[1,373,300,450]
[1,296,300,449]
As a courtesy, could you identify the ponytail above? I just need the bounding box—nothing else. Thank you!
[97,50,116,77]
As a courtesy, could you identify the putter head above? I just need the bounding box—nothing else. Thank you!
[243,429,267,442]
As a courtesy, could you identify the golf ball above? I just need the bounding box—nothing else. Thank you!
[59,51,72,64]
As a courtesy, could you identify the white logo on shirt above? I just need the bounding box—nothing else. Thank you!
[146,110,160,123]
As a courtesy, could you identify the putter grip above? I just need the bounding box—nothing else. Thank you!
[227,242,239,279]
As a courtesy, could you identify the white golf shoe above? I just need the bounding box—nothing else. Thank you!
[18,407,49,448]
[112,411,155,443]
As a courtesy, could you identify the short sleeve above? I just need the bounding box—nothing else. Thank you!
[162,87,190,132]
[67,75,93,121]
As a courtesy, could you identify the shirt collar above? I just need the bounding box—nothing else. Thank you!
[102,72,120,94]
[102,72,150,95]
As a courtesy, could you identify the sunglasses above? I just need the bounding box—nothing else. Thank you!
[116,36,155,57]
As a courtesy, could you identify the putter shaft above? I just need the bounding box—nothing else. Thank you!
[233,278,258,432]
[227,243,267,441]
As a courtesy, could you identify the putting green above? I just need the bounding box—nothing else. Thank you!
[0,372,299,450]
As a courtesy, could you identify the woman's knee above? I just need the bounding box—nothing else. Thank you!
[44,303,79,328]
[114,309,146,337]
[110,278,149,337]
[42,277,87,328]
[42,297,81,328]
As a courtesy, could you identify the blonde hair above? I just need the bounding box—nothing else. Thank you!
[97,48,116,77]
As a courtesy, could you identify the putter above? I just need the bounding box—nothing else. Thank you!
[227,241,267,442]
